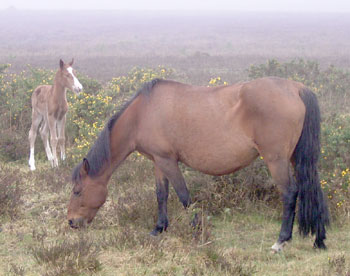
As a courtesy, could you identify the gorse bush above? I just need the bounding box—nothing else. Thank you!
[208,76,228,86]
[66,91,114,163]
[108,66,174,97]
[320,114,350,216]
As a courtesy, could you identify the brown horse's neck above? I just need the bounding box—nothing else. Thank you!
[52,71,67,103]
[97,96,141,183]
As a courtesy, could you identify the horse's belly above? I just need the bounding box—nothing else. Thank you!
[178,140,259,176]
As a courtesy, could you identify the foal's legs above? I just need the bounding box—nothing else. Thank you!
[47,115,59,167]
[28,110,42,171]
[151,157,191,235]
[40,117,54,165]
[267,159,298,252]
[57,115,66,161]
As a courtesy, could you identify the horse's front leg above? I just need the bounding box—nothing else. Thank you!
[48,115,59,168]
[57,115,66,161]
[155,157,191,208]
[151,157,191,235]
[150,166,169,236]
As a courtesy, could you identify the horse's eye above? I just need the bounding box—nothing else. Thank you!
[73,190,81,196]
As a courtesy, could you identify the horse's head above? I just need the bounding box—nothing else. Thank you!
[59,58,83,95]
[67,158,107,228]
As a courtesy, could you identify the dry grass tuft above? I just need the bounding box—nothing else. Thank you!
[323,253,350,276]
[30,233,101,276]
[0,164,24,219]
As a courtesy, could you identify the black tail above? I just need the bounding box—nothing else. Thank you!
[293,88,329,249]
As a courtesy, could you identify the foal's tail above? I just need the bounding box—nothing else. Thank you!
[293,88,329,249]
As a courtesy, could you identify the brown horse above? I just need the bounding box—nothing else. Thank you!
[28,59,83,170]
[67,77,329,252]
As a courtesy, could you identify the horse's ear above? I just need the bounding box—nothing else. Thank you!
[59,59,64,70]
[69,58,74,66]
[80,158,90,176]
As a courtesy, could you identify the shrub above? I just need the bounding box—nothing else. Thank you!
[30,234,101,276]
[320,114,350,217]
[0,163,23,219]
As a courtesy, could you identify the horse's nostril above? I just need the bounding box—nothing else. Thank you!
[68,219,73,226]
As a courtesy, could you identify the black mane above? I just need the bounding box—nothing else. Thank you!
[72,78,162,181]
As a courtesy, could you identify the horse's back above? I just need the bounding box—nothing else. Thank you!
[31,85,52,114]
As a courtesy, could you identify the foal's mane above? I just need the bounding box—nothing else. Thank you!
[72,78,162,181]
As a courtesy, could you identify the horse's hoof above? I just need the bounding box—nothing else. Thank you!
[314,240,327,250]
[28,160,36,171]
[271,242,286,253]
[150,225,166,236]
[150,229,160,236]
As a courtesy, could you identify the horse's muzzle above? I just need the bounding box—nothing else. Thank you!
[68,217,85,229]
[68,219,78,229]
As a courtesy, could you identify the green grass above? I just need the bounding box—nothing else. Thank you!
[1,159,350,276]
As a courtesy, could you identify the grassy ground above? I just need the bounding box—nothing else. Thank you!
[1,158,349,276]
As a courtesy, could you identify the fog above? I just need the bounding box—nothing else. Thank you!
[1,0,350,12]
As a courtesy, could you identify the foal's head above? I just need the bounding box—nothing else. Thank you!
[58,59,83,94]
[67,159,108,228]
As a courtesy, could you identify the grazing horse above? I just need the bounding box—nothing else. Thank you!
[28,59,83,170]
[67,77,329,252]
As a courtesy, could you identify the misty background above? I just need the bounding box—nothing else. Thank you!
[1,1,350,83]
[1,0,350,12]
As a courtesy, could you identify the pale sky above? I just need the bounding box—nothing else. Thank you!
[1,0,350,12]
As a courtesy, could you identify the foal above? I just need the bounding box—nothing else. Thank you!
[28,59,83,170]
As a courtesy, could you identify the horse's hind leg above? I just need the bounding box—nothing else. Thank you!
[267,158,298,253]
[40,117,54,165]
[150,165,169,236]
[28,110,42,171]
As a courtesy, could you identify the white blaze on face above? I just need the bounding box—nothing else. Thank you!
[67,67,83,93]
